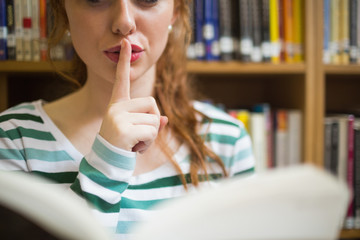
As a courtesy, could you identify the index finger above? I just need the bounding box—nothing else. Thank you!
[110,39,132,102]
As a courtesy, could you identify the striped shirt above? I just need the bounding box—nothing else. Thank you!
[0,100,255,239]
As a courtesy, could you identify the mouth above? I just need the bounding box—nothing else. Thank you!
[104,44,144,63]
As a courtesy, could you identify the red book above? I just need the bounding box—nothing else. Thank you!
[39,0,47,61]
[345,115,355,229]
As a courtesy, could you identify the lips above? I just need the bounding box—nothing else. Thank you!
[104,44,144,63]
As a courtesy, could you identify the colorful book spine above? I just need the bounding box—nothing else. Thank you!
[323,0,331,64]
[353,120,360,228]
[275,109,288,167]
[330,0,340,64]
[250,0,262,62]
[6,0,15,60]
[261,0,271,62]
[339,0,350,64]
[39,0,47,61]
[269,0,280,63]
[282,0,294,63]
[31,0,40,61]
[14,0,23,61]
[345,115,355,229]
[292,0,303,62]
[211,0,220,61]
[0,0,7,60]
[349,0,358,63]
[195,0,205,60]
[22,0,32,61]
[219,0,235,61]
[239,0,253,62]
[358,0,360,64]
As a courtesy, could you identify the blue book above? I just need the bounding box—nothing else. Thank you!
[195,0,205,60]
[203,0,218,61]
[323,0,330,64]
[212,0,220,61]
[0,0,8,60]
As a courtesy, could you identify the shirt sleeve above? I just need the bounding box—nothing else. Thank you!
[228,126,256,177]
[70,134,136,213]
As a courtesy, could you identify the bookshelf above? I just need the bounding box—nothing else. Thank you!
[0,0,359,239]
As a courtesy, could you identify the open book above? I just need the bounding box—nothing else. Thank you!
[0,165,350,240]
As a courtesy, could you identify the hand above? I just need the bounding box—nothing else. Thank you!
[99,39,168,153]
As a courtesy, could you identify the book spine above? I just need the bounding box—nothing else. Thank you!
[6,0,15,60]
[323,0,331,64]
[203,0,215,61]
[269,0,280,63]
[0,0,7,60]
[339,0,350,64]
[14,0,23,61]
[330,0,340,64]
[250,0,262,62]
[239,0,253,62]
[345,115,355,229]
[292,0,303,62]
[250,113,267,172]
[22,0,31,61]
[39,0,47,61]
[261,0,271,62]
[195,0,205,60]
[278,0,285,62]
[358,0,360,64]
[349,0,358,63]
[275,109,288,167]
[354,120,360,229]
[324,118,333,172]
[283,0,294,63]
[219,0,235,61]
[288,110,302,165]
[331,120,339,175]
[31,0,40,61]
[211,0,220,61]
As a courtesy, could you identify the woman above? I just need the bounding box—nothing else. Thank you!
[0,0,255,239]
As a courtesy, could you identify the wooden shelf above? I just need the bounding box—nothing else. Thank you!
[324,64,360,75]
[339,229,360,239]
[0,61,71,73]
[0,61,306,75]
[187,61,306,74]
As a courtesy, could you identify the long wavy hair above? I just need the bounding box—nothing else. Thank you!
[49,0,227,188]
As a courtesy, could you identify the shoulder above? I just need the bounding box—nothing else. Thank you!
[0,100,45,129]
[193,101,247,141]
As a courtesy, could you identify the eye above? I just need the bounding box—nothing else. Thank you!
[85,0,107,6]
[136,0,159,7]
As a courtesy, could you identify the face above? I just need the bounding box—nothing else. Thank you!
[64,0,176,84]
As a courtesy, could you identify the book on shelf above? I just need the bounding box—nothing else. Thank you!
[0,0,72,62]
[282,0,294,63]
[6,0,15,60]
[218,0,236,61]
[354,120,360,228]
[323,0,331,64]
[250,0,262,62]
[349,0,358,63]
[187,0,304,64]
[324,0,360,65]
[0,0,7,60]
[239,0,253,62]
[260,0,271,62]
[228,104,302,172]
[324,113,360,229]
[292,0,303,62]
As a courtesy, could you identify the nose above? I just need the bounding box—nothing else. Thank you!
[111,1,136,36]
